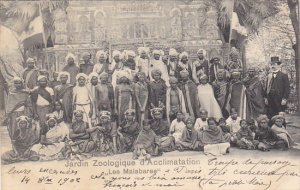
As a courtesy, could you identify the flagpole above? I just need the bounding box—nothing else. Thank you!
[39,2,50,71]
[228,0,235,47]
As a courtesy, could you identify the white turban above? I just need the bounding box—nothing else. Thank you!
[197,49,206,57]
[112,50,121,58]
[179,52,188,60]
[76,73,88,81]
[153,49,164,56]
[138,47,150,55]
[169,48,178,56]
[88,72,99,81]
[65,53,76,63]
[118,70,130,80]
[96,50,107,61]
[58,71,70,83]
[26,57,35,64]
[127,50,136,57]
[13,76,23,83]
[37,75,47,81]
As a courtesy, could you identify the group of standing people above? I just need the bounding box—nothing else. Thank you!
[2,47,293,164]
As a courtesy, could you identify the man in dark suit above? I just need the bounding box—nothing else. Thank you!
[265,57,290,118]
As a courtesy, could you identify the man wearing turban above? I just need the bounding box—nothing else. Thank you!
[111,50,124,90]
[63,53,80,85]
[176,52,192,82]
[225,47,243,75]
[178,70,201,119]
[54,72,73,123]
[93,50,109,76]
[192,49,209,85]
[166,77,186,123]
[95,72,114,114]
[225,69,247,119]
[79,52,94,75]
[209,56,224,83]
[31,75,54,128]
[242,67,266,119]
[149,49,170,86]
[136,47,150,79]
[167,48,178,76]
[212,69,230,118]
[22,58,40,89]
[5,77,33,141]
[149,69,167,110]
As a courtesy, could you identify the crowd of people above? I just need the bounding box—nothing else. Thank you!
[2,47,295,164]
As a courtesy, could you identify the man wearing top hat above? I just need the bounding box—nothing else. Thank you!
[265,56,290,118]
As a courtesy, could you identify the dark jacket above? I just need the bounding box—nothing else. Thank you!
[265,71,290,100]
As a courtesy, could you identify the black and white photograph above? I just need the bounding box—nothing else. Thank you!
[0,0,300,190]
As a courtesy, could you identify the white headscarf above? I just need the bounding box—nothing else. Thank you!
[58,71,71,83]
[179,51,188,60]
[112,50,121,58]
[197,49,206,57]
[13,76,23,83]
[96,50,107,61]
[65,53,76,63]
[75,73,88,82]
[169,48,178,56]
[37,75,47,81]
[138,47,150,55]
[88,72,99,82]
[153,49,164,56]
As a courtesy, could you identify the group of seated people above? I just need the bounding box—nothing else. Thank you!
[2,104,294,164]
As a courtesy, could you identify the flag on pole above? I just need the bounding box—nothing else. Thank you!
[220,0,235,43]
[19,15,45,49]
[230,12,248,40]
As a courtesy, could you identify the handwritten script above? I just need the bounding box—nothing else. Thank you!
[2,157,300,190]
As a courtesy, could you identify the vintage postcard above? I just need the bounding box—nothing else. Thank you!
[0,0,300,190]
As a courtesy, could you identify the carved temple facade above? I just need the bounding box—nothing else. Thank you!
[45,0,229,71]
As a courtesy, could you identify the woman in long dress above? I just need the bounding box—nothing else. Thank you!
[197,75,222,119]
[2,116,40,164]
[114,71,135,125]
[32,114,69,161]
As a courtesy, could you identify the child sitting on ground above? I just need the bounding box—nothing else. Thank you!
[234,119,259,150]
[218,118,231,142]
[169,111,186,144]
[133,119,161,160]
[176,116,203,151]
[226,108,242,135]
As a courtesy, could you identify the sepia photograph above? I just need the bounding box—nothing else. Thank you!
[0,0,300,190]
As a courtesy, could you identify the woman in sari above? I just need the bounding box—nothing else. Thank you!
[69,110,95,153]
[271,115,294,149]
[93,111,118,155]
[2,116,40,164]
[114,71,135,125]
[117,109,140,153]
[198,117,230,156]
[5,77,33,140]
[176,116,203,151]
[32,114,69,160]
[54,72,73,123]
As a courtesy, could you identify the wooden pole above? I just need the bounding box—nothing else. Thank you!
[39,3,51,71]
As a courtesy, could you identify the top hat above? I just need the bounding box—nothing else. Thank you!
[270,56,282,64]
